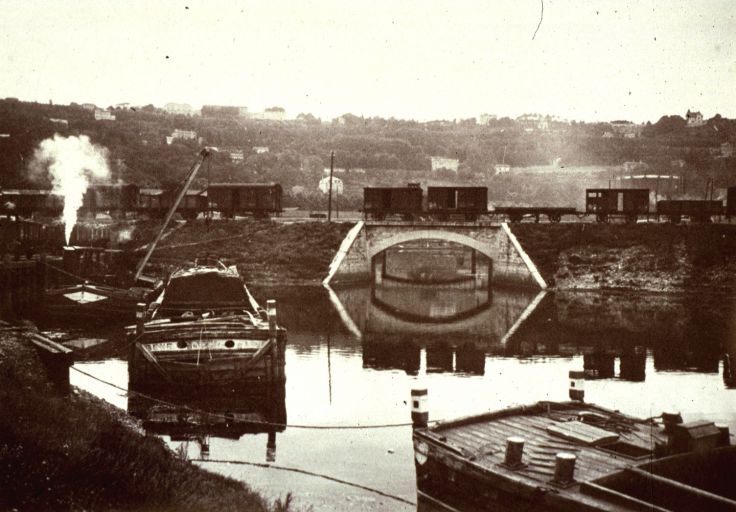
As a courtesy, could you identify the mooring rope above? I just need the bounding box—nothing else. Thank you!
[192,458,416,507]
[69,366,436,430]
[43,261,107,287]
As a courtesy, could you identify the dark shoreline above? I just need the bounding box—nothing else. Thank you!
[0,328,292,512]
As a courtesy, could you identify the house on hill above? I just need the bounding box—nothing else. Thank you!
[93,109,115,121]
[686,109,705,127]
[431,156,459,172]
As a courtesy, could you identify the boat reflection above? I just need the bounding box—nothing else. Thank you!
[128,379,286,462]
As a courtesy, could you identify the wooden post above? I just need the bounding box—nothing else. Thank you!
[411,388,428,428]
[328,151,334,222]
[267,431,276,462]
[136,302,146,336]
[569,370,585,401]
[267,300,278,381]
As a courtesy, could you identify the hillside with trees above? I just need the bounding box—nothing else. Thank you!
[1,98,734,210]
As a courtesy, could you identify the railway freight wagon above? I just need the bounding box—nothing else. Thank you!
[427,186,488,220]
[657,200,724,223]
[206,183,282,218]
[81,184,139,218]
[728,186,736,219]
[585,188,649,222]
[0,189,64,217]
[137,189,206,220]
[363,185,423,220]
[1,218,64,257]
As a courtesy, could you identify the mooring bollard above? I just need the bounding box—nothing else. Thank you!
[267,431,277,462]
[135,302,146,336]
[267,299,277,337]
[504,436,525,468]
[411,388,428,428]
[553,453,576,485]
[569,370,585,401]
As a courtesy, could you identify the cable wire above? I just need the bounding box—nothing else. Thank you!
[193,458,416,507]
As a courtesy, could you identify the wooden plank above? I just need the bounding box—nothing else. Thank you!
[547,421,619,446]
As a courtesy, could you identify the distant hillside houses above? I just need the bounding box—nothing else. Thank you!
[49,118,68,127]
[494,163,511,174]
[516,113,552,132]
[201,105,248,118]
[81,103,96,111]
[253,146,269,154]
[248,107,287,121]
[720,142,734,158]
[93,109,115,121]
[478,113,497,125]
[609,120,643,138]
[431,156,459,172]
[163,103,195,116]
[228,149,244,163]
[166,129,197,144]
[623,161,649,173]
[318,176,343,194]
[686,109,705,127]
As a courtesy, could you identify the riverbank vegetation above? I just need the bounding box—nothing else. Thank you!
[513,223,736,292]
[125,218,353,285]
[0,330,292,511]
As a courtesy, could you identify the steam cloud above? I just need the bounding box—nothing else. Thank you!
[29,134,111,243]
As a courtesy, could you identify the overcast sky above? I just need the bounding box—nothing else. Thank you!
[1,0,734,122]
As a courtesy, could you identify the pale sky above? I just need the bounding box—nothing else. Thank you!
[1,0,734,122]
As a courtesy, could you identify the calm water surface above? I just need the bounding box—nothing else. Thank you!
[56,284,736,512]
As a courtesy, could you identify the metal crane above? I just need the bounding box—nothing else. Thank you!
[133,147,214,282]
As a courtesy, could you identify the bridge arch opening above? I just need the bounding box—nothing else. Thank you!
[371,237,492,287]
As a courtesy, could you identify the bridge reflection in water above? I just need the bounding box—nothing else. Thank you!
[325,278,734,385]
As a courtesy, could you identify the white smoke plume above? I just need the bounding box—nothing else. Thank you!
[29,134,111,244]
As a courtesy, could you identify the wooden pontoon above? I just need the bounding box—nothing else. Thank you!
[413,401,734,511]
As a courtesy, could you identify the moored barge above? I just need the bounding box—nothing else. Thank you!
[413,401,735,511]
[128,260,286,391]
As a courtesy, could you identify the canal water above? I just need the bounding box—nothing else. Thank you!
[47,284,736,511]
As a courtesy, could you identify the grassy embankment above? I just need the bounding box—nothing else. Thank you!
[124,219,355,286]
[512,223,736,292]
[0,330,291,511]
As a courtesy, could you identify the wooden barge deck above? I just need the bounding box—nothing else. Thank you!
[413,401,735,511]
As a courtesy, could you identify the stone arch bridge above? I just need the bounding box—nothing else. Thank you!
[324,221,546,289]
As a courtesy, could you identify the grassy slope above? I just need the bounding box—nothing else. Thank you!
[0,332,289,512]
[125,219,354,285]
[512,223,736,291]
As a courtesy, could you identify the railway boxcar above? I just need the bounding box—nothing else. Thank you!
[1,218,64,257]
[585,188,649,222]
[0,189,64,217]
[656,200,724,223]
[427,186,488,220]
[137,188,206,220]
[363,185,423,220]
[727,186,736,219]
[207,183,282,218]
[81,184,140,217]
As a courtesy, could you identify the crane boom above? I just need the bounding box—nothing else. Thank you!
[134,147,213,282]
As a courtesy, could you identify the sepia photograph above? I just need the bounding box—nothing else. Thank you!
[1,1,735,510]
